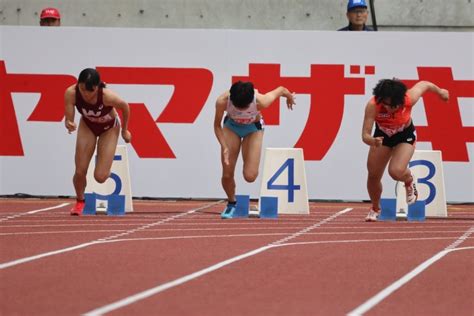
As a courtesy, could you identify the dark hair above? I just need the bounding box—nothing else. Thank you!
[373,79,407,107]
[78,68,106,91]
[229,81,255,108]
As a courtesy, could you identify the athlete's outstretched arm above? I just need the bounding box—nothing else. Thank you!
[64,85,77,134]
[257,86,296,110]
[407,81,449,105]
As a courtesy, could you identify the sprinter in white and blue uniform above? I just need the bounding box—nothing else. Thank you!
[214,81,296,218]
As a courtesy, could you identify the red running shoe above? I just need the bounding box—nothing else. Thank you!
[70,200,85,216]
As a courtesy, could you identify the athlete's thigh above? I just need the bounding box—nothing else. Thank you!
[367,145,392,178]
[95,125,120,173]
[388,143,415,171]
[241,130,264,172]
[222,127,242,172]
[75,119,97,172]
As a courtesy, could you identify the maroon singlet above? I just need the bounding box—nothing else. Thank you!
[75,85,118,136]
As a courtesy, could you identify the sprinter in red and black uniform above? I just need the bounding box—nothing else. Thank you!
[64,68,131,215]
[361,79,449,222]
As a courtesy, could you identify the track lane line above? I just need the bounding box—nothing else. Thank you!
[0,203,70,222]
[0,228,468,237]
[347,225,474,316]
[83,207,353,316]
[0,201,221,270]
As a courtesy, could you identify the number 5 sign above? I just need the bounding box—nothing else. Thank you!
[259,148,309,215]
[85,145,134,213]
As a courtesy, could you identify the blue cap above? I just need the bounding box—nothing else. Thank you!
[347,0,368,11]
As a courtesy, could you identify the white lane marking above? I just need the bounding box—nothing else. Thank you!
[347,226,474,316]
[0,203,70,222]
[0,228,468,237]
[0,201,221,270]
[83,208,353,316]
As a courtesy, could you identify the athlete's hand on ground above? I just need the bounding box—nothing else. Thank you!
[65,120,76,134]
[222,146,230,165]
[121,130,132,143]
[439,89,449,101]
[373,137,384,147]
[286,92,296,110]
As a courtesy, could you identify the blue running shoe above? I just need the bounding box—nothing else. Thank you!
[221,204,236,219]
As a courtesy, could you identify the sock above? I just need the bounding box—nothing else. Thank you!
[227,201,236,206]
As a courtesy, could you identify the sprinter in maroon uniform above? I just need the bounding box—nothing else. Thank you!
[64,68,131,215]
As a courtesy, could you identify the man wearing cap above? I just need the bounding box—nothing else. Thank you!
[338,0,374,31]
[40,7,61,26]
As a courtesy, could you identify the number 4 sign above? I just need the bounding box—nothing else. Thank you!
[259,148,309,215]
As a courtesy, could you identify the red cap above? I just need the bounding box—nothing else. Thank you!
[40,7,60,20]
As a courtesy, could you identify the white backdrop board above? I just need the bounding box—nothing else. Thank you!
[0,27,473,202]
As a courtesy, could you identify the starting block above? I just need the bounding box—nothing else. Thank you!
[379,198,397,221]
[259,196,278,219]
[233,195,250,218]
[379,198,425,221]
[83,193,98,215]
[83,193,125,216]
[407,201,426,221]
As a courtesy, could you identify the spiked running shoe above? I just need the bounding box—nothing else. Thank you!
[365,209,379,222]
[70,200,85,216]
[221,204,236,219]
[405,180,418,205]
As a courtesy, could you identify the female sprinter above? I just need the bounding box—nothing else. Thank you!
[214,81,296,218]
[64,68,131,215]
[362,79,449,221]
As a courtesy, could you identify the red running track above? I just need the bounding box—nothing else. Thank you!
[0,199,473,316]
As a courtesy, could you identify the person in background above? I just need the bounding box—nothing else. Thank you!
[40,7,61,26]
[338,0,374,31]
[361,79,449,222]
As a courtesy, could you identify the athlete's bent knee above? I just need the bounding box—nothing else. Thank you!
[94,172,110,184]
[388,166,405,181]
[243,171,258,183]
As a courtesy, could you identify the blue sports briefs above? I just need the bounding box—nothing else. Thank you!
[223,116,264,138]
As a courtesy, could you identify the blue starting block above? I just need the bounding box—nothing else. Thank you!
[82,193,125,216]
[259,196,278,219]
[233,195,250,218]
[379,198,397,221]
[408,200,426,221]
[83,193,97,215]
[106,195,125,216]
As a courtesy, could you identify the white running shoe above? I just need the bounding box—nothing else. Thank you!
[405,180,418,205]
[365,209,379,222]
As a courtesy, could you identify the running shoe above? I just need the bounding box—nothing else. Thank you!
[221,204,236,219]
[405,180,418,205]
[70,200,85,216]
[365,209,379,222]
